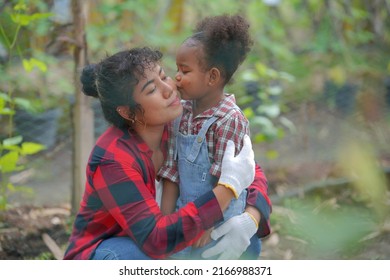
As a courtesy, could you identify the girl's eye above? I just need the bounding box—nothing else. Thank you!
[162,75,168,81]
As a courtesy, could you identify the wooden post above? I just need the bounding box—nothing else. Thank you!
[71,0,93,214]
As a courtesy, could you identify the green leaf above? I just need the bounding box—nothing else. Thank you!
[268,85,282,96]
[3,136,23,146]
[22,58,48,73]
[0,195,7,211]
[6,183,33,194]
[21,142,46,155]
[257,104,280,118]
[1,145,21,152]
[7,183,15,192]
[265,149,279,159]
[13,3,27,11]
[30,13,53,21]
[14,97,34,111]
[279,116,296,134]
[279,72,295,83]
[243,107,255,119]
[0,107,15,115]
[241,70,259,81]
[11,14,31,26]
[255,62,268,76]
[253,133,266,143]
[252,116,274,128]
[11,12,52,26]
[0,92,12,102]
[0,151,19,173]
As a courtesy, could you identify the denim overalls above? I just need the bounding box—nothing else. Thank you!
[172,113,247,259]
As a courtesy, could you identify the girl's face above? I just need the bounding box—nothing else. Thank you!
[132,64,182,126]
[175,42,211,100]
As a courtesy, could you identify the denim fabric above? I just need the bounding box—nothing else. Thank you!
[172,116,249,259]
[90,237,151,260]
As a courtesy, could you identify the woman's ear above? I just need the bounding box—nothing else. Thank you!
[208,67,221,86]
[116,106,133,121]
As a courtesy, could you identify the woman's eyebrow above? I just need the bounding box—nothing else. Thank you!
[141,67,163,92]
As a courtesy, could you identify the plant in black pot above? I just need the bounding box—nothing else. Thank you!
[0,2,56,209]
[0,2,70,150]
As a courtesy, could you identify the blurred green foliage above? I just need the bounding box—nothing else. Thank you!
[0,0,389,257]
[0,0,47,211]
[272,138,389,259]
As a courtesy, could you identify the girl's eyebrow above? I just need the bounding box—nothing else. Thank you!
[141,67,163,92]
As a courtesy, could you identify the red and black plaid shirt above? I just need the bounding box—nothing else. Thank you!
[64,126,224,260]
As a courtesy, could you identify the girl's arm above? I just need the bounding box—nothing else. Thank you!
[161,179,179,215]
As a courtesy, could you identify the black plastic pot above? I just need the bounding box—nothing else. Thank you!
[13,108,62,149]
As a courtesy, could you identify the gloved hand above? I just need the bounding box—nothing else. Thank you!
[218,135,255,198]
[201,212,258,260]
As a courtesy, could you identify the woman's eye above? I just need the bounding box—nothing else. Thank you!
[162,75,168,81]
[148,86,156,94]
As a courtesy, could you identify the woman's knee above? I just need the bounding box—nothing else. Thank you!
[91,237,151,260]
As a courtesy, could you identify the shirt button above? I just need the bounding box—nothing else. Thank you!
[197,136,202,143]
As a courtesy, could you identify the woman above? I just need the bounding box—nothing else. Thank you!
[63,47,267,260]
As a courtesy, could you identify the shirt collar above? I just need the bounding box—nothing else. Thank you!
[182,94,236,119]
[126,126,169,156]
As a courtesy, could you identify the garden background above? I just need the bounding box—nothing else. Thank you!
[0,0,389,260]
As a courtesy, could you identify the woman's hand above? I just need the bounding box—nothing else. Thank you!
[201,212,258,259]
[193,228,213,248]
[218,135,255,198]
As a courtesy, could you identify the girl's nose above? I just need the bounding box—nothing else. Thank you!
[175,72,181,82]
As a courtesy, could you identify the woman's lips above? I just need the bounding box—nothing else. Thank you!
[169,95,181,106]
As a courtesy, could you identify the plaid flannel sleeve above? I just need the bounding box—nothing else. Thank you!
[247,163,272,238]
[210,111,249,177]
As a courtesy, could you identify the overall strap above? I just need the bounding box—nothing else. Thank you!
[186,116,218,162]
[173,115,182,160]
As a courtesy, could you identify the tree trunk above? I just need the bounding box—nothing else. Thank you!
[71,0,93,214]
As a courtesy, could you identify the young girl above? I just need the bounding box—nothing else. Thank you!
[158,14,270,259]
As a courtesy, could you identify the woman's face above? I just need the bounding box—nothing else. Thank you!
[132,64,182,126]
[175,42,211,100]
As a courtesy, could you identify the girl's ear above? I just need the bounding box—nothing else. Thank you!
[208,67,221,86]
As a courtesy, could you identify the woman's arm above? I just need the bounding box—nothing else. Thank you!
[95,137,254,259]
[246,163,272,237]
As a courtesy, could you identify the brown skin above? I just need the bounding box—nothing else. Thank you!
[175,40,224,116]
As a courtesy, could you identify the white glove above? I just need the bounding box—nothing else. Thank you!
[218,135,255,198]
[201,212,258,260]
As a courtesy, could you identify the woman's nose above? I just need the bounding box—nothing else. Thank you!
[163,78,175,98]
